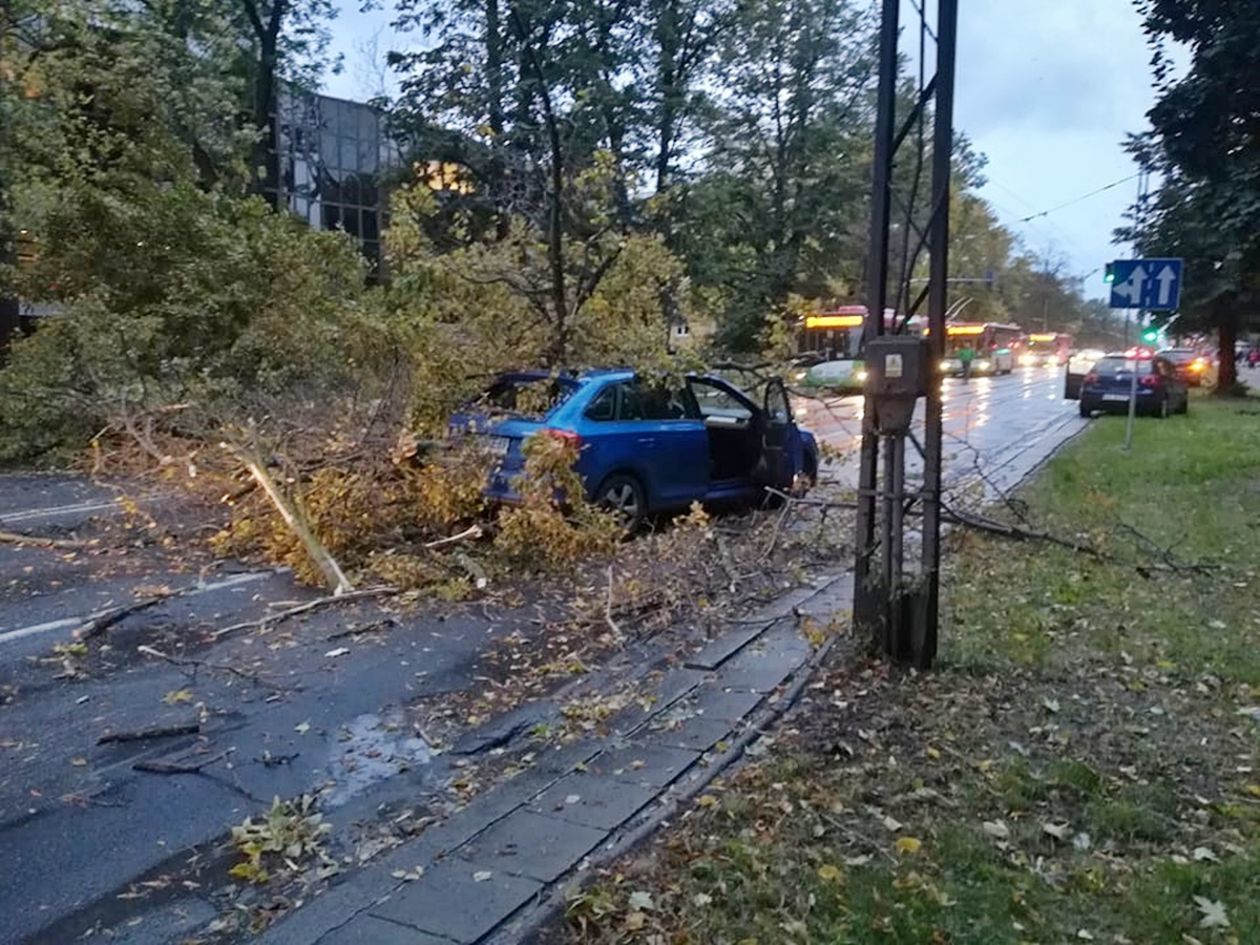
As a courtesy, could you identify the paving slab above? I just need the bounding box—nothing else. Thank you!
[455,809,606,883]
[717,625,813,693]
[666,686,764,723]
[685,619,777,670]
[580,742,700,787]
[370,859,541,943]
[637,715,735,752]
[320,915,453,945]
[527,772,659,830]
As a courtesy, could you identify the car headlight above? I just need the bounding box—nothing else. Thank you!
[792,370,808,382]
[975,359,991,371]
[855,369,868,382]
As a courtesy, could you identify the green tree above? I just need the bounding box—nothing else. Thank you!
[682,0,876,349]
[1121,0,1260,390]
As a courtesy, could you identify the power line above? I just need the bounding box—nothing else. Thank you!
[1016,173,1141,223]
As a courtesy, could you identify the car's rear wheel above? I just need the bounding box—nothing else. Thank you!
[596,473,646,529]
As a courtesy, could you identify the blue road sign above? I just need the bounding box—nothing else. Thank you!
[1108,258,1183,310]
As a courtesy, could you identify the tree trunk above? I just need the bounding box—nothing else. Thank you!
[485,0,510,239]
[243,0,285,206]
[1216,302,1238,394]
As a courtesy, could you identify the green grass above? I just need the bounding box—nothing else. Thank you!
[565,395,1260,945]
[948,396,1260,683]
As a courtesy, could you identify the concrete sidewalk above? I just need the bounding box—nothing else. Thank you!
[258,573,854,945]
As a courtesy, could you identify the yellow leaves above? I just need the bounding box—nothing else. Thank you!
[696,794,719,809]
[894,836,923,856]
[624,911,646,931]
[1243,784,1260,799]
[816,863,844,883]
[926,745,942,760]
[162,689,194,705]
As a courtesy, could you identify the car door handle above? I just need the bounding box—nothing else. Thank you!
[636,436,656,445]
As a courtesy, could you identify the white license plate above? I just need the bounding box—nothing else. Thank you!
[482,435,512,455]
[1102,393,1129,402]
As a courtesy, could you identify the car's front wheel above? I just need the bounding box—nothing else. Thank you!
[596,473,647,529]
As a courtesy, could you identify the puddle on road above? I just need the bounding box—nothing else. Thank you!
[325,708,435,807]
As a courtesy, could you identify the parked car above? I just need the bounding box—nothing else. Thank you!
[1064,348,1105,400]
[1157,348,1210,386]
[1078,353,1189,418]
[448,369,820,524]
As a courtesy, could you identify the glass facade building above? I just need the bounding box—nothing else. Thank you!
[268,89,398,268]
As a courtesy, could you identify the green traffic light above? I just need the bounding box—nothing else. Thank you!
[1141,328,1158,343]
[1103,263,1116,284]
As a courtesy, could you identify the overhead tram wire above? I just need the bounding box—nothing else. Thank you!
[1016,173,1142,224]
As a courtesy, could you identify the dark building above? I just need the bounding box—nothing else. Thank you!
[267,89,398,269]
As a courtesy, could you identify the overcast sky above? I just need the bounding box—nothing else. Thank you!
[323,0,1159,299]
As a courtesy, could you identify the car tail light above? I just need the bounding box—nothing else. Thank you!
[1083,372,1099,385]
[544,429,583,448]
[1140,375,1159,388]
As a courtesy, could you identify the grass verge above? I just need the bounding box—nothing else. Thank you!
[554,396,1260,945]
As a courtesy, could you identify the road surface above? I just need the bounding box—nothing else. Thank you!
[0,364,1084,944]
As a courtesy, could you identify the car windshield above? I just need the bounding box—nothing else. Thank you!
[470,375,578,419]
[1094,357,1153,376]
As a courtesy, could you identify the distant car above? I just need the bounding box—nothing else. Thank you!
[1078,353,1189,419]
[448,369,820,524]
[1157,348,1210,386]
[1064,348,1105,400]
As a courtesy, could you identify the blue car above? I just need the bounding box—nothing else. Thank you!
[448,369,820,522]
[1078,352,1189,419]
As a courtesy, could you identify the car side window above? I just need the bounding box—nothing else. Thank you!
[689,381,754,422]
[584,384,617,421]
[617,382,691,421]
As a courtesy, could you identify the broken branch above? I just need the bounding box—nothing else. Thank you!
[133,748,232,775]
[0,530,90,550]
[423,524,484,549]
[98,722,201,745]
[209,586,396,640]
[137,644,296,691]
[227,443,353,596]
[75,595,170,641]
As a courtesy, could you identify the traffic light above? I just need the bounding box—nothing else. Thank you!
[1141,326,1159,344]
[1104,262,1116,284]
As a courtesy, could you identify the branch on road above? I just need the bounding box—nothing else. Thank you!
[137,644,297,691]
[209,586,397,640]
[0,530,91,550]
[98,722,201,745]
[75,595,172,641]
[133,748,233,775]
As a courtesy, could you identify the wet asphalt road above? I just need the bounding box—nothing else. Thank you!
[796,362,1085,494]
[0,365,1083,944]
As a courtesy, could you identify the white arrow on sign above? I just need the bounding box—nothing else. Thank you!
[1112,263,1147,305]
[1155,264,1177,305]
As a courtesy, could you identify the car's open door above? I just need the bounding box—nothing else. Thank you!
[755,378,795,488]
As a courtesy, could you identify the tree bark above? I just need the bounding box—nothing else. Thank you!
[485,0,510,239]
[1216,300,1238,393]
[242,0,285,206]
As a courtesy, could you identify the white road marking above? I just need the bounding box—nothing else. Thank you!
[0,572,273,646]
[0,499,122,523]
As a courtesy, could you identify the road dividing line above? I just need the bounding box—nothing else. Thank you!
[0,572,273,646]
